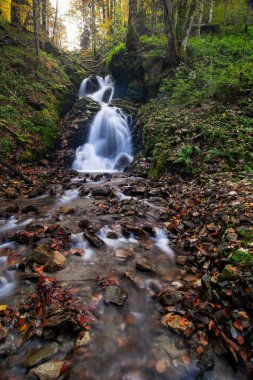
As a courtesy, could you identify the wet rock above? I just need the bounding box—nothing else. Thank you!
[158,290,184,306]
[197,346,215,372]
[104,285,128,306]
[27,245,51,265]
[59,206,75,215]
[222,265,241,280]
[5,204,19,214]
[75,331,92,347]
[102,88,112,103]
[21,204,39,214]
[114,153,132,170]
[201,275,212,301]
[44,251,66,272]
[23,342,59,368]
[13,230,34,244]
[122,223,149,239]
[29,361,64,380]
[161,313,193,334]
[114,247,134,261]
[136,258,156,273]
[91,186,111,197]
[83,230,106,249]
[106,231,118,239]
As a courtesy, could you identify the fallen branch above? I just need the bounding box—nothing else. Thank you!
[0,157,33,185]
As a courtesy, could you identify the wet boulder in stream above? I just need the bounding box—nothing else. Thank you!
[83,230,106,249]
[104,285,128,306]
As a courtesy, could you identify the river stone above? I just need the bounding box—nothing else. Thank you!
[29,361,64,380]
[23,342,59,368]
[106,231,118,239]
[26,245,51,265]
[114,247,134,261]
[75,331,91,347]
[136,258,156,273]
[158,290,184,306]
[21,205,39,214]
[91,186,111,197]
[104,285,128,306]
[83,230,106,249]
[161,313,193,334]
[44,251,66,272]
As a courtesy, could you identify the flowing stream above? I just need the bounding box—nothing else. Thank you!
[73,76,133,172]
[0,77,247,379]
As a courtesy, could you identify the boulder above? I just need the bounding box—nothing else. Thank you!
[23,342,59,368]
[114,247,134,261]
[104,285,128,306]
[44,251,66,272]
[83,230,106,249]
[28,245,51,265]
[136,258,156,273]
[161,313,193,334]
[29,361,64,380]
[75,331,92,347]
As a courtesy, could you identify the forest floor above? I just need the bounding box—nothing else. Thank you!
[0,158,252,379]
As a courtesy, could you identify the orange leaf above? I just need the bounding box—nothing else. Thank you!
[197,346,204,354]
[234,320,243,332]
[237,336,244,346]
[18,317,25,326]
[208,320,215,331]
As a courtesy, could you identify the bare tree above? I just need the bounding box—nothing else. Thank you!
[33,0,40,55]
[197,0,205,37]
[53,0,59,42]
[209,0,214,23]
[162,0,198,64]
[42,0,47,35]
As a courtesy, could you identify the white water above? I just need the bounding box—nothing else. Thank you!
[73,76,133,172]
[154,228,174,260]
[0,256,16,297]
[71,233,94,261]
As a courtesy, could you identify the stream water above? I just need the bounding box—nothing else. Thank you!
[73,76,133,172]
[0,77,247,379]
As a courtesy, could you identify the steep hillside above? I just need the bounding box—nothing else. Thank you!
[0,19,87,163]
[137,28,253,179]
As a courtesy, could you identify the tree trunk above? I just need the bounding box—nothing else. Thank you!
[246,0,253,29]
[91,0,96,53]
[53,0,59,42]
[33,0,40,56]
[181,0,197,52]
[209,0,214,24]
[42,0,47,35]
[126,0,139,51]
[162,0,178,65]
[197,0,205,37]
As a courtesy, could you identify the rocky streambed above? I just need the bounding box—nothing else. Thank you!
[0,169,252,380]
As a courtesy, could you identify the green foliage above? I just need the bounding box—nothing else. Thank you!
[0,137,12,153]
[160,28,253,106]
[231,249,253,266]
[105,43,126,68]
[0,21,85,159]
[173,145,201,171]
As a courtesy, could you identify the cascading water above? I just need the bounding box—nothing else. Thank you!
[73,76,133,172]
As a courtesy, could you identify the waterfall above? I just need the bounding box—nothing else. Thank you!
[72,75,133,172]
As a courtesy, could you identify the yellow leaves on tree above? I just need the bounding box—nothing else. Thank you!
[0,0,11,22]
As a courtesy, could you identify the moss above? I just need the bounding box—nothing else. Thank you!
[0,21,86,160]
